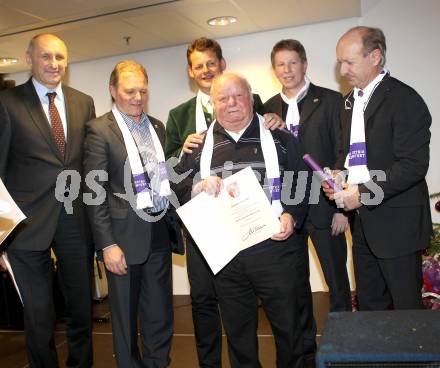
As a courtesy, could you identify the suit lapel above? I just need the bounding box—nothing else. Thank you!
[364,75,389,125]
[106,113,131,173]
[108,112,125,144]
[63,86,78,163]
[108,112,165,153]
[300,84,321,124]
[272,94,284,118]
[150,119,165,148]
[188,98,197,134]
[341,92,354,153]
[22,80,64,162]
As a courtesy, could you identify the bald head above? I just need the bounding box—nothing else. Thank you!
[211,73,254,132]
[340,26,386,66]
[27,34,67,55]
[26,34,68,89]
[336,26,384,89]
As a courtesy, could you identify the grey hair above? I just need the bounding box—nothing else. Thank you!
[345,26,387,66]
[210,72,254,103]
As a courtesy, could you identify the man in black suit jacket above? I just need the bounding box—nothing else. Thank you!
[327,26,432,310]
[264,39,352,356]
[84,60,183,368]
[0,34,95,367]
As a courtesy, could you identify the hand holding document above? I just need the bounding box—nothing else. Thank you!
[0,178,26,246]
[177,166,280,274]
[0,200,12,215]
[0,178,26,304]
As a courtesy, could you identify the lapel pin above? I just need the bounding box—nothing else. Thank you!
[313,98,319,103]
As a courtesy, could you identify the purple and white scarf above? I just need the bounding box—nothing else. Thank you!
[200,114,283,217]
[280,76,310,138]
[346,70,387,184]
[112,105,170,209]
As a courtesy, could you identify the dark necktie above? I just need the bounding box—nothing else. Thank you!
[46,92,65,157]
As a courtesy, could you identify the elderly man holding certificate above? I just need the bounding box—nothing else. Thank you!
[174,72,310,368]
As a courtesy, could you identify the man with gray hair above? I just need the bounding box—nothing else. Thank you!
[174,72,310,367]
[324,26,432,311]
[0,33,95,367]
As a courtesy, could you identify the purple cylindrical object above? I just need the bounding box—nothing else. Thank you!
[303,153,341,192]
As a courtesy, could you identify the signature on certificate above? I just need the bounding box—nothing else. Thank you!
[241,224,267,241]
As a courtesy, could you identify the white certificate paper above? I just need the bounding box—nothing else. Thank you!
[177,166,280,274]
[0,178,26,246]
[0,178,26,304]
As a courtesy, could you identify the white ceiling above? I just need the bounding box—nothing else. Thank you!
[0,0,361,74]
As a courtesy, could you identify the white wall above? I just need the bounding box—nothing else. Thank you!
[9,0,440,294]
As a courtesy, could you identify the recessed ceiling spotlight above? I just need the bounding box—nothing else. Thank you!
[207,16,237,26]
[0,57,18,66]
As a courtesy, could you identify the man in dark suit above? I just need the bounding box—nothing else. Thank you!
[0,34,95,367]
[84,60,183,368]
[325,26,432,310]
[264,39,352,355]
[165,37,283,367]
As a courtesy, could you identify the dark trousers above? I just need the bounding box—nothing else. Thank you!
[215,242,305,368]
[8,210,93,368]
[186,239,222,368]
[295,233,317,355]
[306,220,352,312]
[352,213,424,310]
[106,219,173,368]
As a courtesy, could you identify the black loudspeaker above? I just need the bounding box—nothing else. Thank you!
[317,310,440,367]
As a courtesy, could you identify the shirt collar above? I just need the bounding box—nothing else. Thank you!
[280,75,311,103]
[118,109,149,130]
[197,89,211,107]
[32,78,64,102]
[215,114,258,142]
[355,69,388,98]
